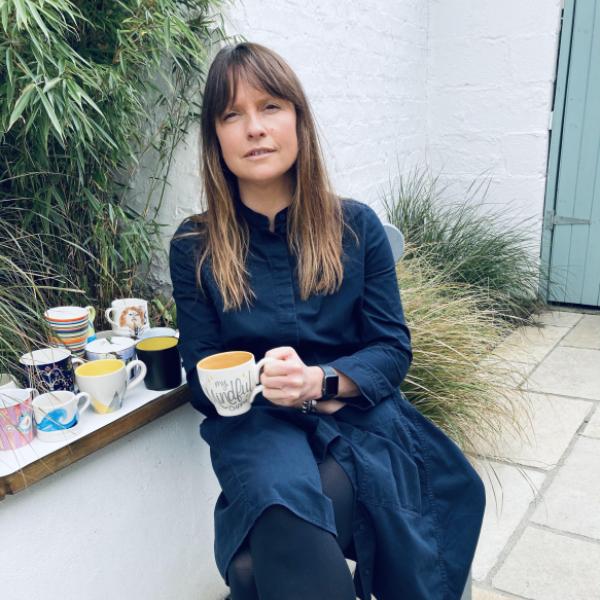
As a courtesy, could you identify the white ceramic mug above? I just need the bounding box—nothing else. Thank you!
[75,358,147,414]
[196,351,276,417]
[104,298,149,338]
[32,390,91,442]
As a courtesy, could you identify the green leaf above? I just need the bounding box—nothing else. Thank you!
[0,1,9,32]
[12,0,27,29]
[24,0,50,39]
[37,89,64,142]
[5,48,13,83]
[42,76,62,93]
[7,82,36,131]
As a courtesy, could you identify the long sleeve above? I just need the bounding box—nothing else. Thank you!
[169,223,222,417]
[329,205,412,410]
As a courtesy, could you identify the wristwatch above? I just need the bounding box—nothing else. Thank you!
[318,364,339,400]
[300,365,339,413]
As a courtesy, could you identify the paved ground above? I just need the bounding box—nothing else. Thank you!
[471,307,600,600]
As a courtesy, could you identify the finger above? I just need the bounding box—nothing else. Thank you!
[265,346,297,361]
[261,360,302,377]
[261,374,304,389]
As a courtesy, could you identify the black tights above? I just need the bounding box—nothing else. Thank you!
[227,453,357,600]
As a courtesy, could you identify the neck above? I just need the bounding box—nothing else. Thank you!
[238,176,294,230]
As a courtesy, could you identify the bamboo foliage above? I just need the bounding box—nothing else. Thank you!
[0,0,229,374]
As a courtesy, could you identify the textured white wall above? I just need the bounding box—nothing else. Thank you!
[148,0,563,285]
[0,404,228,600]
[147,0,429,288]
[426,0,563,255]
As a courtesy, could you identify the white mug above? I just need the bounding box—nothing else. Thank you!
[75,358,147,414]
[196,351,276,417]
[32,390,91,442]
[104,298,149,338]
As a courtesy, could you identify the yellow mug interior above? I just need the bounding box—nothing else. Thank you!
[76,358,124,377]
[136,336,178,352]
[197,351,253,370]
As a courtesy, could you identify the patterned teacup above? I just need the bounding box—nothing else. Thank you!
[75,358,146,414]
[105,298,149,338]
[32,390,91,442]
[44,305,96,357]
[0,388,37,450]
[19,348,84,393]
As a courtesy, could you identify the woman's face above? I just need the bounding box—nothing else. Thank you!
[215,78,298,189]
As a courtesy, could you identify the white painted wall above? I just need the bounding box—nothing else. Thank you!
[146,0,429,289]
[0,404,229,600]
[146,0,563,286]
[426,0,563,254]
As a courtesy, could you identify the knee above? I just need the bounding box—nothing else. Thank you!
[251,505,306,555]
[228,548,255,594]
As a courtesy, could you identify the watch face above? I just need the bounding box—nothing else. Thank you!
[324,373,339,398]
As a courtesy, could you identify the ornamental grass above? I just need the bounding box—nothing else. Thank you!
[397,243,533,472]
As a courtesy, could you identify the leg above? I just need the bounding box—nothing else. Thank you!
[227,453,356,600]
[249,504,355,600]
[227,540,259,600]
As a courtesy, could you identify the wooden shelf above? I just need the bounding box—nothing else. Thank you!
[0,383,191,500]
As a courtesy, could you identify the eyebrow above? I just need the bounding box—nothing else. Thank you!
[226,94,277,111]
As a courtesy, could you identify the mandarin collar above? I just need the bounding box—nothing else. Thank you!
[234,193,290,235]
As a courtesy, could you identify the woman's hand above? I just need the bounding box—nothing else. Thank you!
[260,346,322,409]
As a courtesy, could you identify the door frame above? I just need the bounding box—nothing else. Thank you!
[539,0,576,303]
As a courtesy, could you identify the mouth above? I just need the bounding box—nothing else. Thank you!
[244,148,276,159]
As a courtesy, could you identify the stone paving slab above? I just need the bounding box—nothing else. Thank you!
[581,405,600,439]
[477,358,536,389]
[532,310,583,328]
[475,390,591,470]
[559,314,600,349]
[491,325,567,365]
[531,436,600,540]
[524,346,600,401]
[493,526,600,599]
[473,587,520,600]
[472,460,545,581]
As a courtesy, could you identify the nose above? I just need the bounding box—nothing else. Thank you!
[246,111,267,139]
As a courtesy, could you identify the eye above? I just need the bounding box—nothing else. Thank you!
[265,103,280,111]
[222,111,236,121]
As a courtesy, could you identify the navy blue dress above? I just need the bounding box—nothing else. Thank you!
[169,195,486,600]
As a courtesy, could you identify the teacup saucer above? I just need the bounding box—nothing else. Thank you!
[36,422,82,443]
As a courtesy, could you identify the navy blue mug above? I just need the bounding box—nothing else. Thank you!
[18,347,84,393]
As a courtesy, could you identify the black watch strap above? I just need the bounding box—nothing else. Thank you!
[318,365,339,400]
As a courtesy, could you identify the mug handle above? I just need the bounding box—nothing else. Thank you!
[249,357,277,404]
[104,307,118,328]
[75,392,91,415]
[126,360,147,391]
[72,357,86,369]
[85,305,96,322]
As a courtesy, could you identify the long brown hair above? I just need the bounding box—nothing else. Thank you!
[178,42,355,311]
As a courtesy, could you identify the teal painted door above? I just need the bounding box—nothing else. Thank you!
[542,0,600,307]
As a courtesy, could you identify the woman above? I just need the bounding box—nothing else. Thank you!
[169,42,485,600]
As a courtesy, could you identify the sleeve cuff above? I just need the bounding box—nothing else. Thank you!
[328,355,397,411]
